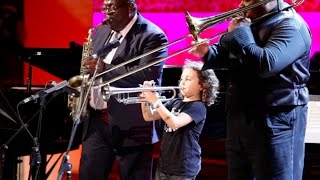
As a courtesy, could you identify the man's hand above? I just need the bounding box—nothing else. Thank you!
[83,57,104,74]
[188,39,210,58]
[228,17,251,32]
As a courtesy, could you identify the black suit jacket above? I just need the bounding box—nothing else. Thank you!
[83,14,168,147]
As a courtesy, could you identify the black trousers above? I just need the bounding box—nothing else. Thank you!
[79,115,154,180]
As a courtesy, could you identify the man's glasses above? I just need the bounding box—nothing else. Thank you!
[100,3,127,13]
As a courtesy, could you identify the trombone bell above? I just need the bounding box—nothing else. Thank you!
[185,0,302,41]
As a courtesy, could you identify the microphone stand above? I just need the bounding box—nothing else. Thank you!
[10,80,71,180]
[27,87,68,180]
[28,138,41,180]
[57,58,103,180]
[28,95,46,180]
[57,40,120,180]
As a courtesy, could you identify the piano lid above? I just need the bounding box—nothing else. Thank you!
[21,42,83,81]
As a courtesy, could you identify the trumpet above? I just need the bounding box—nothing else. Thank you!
[99,85,180,104]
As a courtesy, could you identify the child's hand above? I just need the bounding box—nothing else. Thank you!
[142,80,155,87]
[140,80,158,104]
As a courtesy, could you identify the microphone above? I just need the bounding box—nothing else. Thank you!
[21,80,69,104]
[92,40,120,59]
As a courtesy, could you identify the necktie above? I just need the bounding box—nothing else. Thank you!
[107,31,122,44]
[103,31,122,64]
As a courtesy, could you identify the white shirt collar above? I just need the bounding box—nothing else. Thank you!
[118,13,138,39]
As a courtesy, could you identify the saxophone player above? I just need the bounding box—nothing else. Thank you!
[80,0,168,179]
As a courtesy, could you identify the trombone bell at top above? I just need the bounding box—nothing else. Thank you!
[185,0,304,41]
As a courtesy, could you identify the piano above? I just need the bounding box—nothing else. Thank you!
[0,44,83,180]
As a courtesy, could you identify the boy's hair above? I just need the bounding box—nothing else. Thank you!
[182,60,219,106]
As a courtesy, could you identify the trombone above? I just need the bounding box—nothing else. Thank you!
[187,0,305,41]
[89,0,304,102]
[186,0,293,41]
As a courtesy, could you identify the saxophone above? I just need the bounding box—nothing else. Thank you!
[67,22,105,121]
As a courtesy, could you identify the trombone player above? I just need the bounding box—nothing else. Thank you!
[189,0,311,179]
[79,0,168,179]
